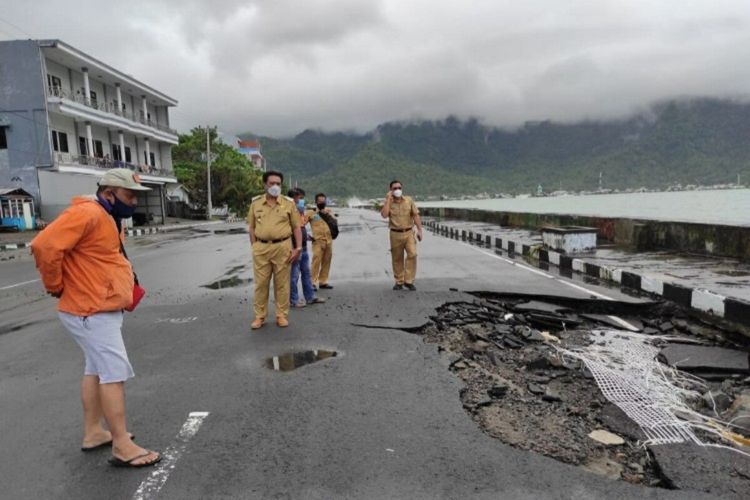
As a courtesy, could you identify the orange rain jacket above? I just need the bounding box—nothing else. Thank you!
[31,196,134,316]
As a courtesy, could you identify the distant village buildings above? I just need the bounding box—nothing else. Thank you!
[0,39,179,226]
[237,140,266,171]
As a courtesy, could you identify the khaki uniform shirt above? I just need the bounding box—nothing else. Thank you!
[305,208,335,241]
[247,195,300,241]
[388,196,419,229]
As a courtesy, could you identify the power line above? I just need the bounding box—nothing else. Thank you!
[0,15,33,39]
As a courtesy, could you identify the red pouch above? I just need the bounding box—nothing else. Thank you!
[126,283,146,312]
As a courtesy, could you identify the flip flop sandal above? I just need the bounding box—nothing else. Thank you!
[108,451,161,468]
[81,434,135,452]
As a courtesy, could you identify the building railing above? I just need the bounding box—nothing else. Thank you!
[53,152,173,177]
[47,86,179,136]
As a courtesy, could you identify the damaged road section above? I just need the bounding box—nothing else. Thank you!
[413,293,750,496]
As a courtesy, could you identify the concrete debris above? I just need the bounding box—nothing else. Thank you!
[583,456,624,480]
[702,390,733,414]
[542,387,563,402]
[540,331,560,343]
[418,293,750,490]
[724,390,750,434]
[588,430,625,446]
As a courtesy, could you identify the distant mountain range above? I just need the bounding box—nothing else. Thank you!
[239,97,750,199]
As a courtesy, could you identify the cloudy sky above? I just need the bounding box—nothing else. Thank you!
[2,0,749,137]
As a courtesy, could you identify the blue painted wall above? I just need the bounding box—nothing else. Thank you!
[0,40,53,209]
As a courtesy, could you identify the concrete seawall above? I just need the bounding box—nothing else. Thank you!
[420,207,750,261]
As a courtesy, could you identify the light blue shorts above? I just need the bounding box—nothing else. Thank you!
[59,311,135,384]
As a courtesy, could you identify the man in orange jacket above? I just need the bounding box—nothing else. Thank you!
[31,168,161,468]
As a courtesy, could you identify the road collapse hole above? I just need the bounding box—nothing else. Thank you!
[412,293,750,490]
[266,350,338,372]
[202,276,252,289]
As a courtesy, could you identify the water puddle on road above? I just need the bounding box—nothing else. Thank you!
[265,350,337,372]
[202,276,252,289]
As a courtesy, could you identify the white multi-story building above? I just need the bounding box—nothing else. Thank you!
[0,39,179,223]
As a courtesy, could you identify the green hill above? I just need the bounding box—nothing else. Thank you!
[239,97,750,199]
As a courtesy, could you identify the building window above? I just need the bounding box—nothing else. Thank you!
[125,146,131,163]
[149,152,156,167]
[51,130,69,153]
[79,136,88,156]
[90,90,98,107]
[94,140,104,158]
[0,127,7,150]
[112,144,122,161]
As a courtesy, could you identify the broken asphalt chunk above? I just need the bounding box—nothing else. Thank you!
[657,345,749,374]
[527,383,546,395]
[487,384,509,398]
[649,443,750,498]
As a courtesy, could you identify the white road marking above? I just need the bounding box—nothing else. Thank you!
[0,278,41,291]
[462,243,641,331]
[133,412,210,500]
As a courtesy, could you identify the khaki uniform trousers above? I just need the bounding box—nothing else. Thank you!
[252,240,292,319]
[311,238,333,287]
[390,230,417,284]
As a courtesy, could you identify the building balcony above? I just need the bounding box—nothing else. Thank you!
[52,152,177,185]
[47,86,179,144]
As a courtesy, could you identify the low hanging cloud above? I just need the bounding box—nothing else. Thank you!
[2,0,749,136]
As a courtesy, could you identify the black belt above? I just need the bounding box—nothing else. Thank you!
[390,227,412,232]
[256,236,291,244]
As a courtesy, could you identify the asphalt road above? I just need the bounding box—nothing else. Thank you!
[0,209,711,499]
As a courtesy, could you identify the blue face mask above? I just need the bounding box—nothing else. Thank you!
[297,199,305,210]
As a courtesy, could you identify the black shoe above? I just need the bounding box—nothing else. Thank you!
[393,284,404,290]
[319,284,334,289]
[405,283,417,291]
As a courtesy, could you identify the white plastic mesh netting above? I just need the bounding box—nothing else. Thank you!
[556,329,745,449]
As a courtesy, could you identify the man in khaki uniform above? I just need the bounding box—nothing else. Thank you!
[305,192,335,290]
[247,170,302,329]
[380,180,423,291]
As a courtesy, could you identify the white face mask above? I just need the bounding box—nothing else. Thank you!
[267,185,281,197]
[393,189,403,198]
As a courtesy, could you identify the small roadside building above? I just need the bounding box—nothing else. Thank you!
[0,187,36,231]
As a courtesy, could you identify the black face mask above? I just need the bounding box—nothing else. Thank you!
[97,193,136,219]
[317,202,326,210]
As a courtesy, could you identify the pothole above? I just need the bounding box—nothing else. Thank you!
[202,276,252,289]
[265,350,338,372]
[413,293,750,492]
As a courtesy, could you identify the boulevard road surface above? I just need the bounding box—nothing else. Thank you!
[0,209,708,499]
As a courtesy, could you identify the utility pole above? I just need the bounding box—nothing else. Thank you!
[206,125,212,219]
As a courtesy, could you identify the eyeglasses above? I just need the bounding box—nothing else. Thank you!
[392,186,402,190]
